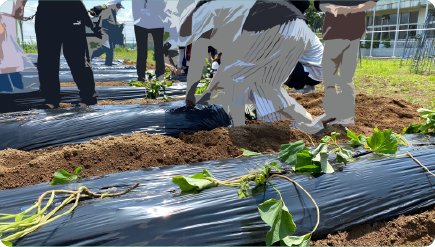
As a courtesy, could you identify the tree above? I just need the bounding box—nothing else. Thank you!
[304,0,324,33]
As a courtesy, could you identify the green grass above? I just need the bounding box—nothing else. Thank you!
[315,58,435,109]
[24,44,154,65]
[21,41,38,54]
[99,48,154,64]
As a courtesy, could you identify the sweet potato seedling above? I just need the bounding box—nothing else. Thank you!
[172,165,319,246]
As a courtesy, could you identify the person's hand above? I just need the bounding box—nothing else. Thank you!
[175,68,182,75]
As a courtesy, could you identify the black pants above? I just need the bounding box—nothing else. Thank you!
[35,1,97,105]
[284,62,321,90]
[134,26,165,81]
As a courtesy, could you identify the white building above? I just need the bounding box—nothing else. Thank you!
[362,0,434,57]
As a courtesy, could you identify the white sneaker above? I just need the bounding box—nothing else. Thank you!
[327,116,355,127]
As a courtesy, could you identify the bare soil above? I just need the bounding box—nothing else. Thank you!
[0,92,431,246]
[311,207,435,246]
[58,97,185,108]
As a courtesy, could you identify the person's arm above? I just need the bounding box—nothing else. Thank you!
[208,52,214,63]
[322,1,377,17]
[12,0,28,20]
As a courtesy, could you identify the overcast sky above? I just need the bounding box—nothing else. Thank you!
[19,0,136,42]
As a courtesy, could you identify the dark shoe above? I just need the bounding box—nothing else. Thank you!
[32,104,60,110]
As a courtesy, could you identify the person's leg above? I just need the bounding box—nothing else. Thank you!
[134,25,148,81]
[91,46,107,60]
[320,39,350,120]
[63,19,97,105]
[185,38,209,105]
[327,38,359,124]
[35,11,62,107]
[150,28,165,81]
[105,42,114,66]
[284,62,307,90]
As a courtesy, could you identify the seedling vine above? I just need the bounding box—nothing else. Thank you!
[0,183,140,243]
[172,165,319,246]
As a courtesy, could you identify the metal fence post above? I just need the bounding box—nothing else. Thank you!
[370,6,376,57]
[392,0,402,58]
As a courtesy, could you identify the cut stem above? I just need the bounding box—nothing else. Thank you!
[269,174,320,236]
[406,151,435,177]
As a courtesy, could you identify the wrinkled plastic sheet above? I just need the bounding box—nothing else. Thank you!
[0,134,434,246]
[0,100,230,151]
[0,84,188,114]
[16,55,141,84]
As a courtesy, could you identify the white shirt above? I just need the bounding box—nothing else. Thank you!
[132,0,199,49]
[162,0,198,48]
[299,35,323,82]
[132,0,169,29]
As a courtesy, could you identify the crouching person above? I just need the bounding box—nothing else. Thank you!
[181,0,325,134]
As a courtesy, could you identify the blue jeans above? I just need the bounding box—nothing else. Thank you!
[0,73,24,92]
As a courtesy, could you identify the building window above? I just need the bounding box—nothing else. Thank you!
[366,16,373,27]
[389,13,397,25]
[399,25,409,39]
[375,16,382,25]
[409,11,419,24]
[400,12,410,24]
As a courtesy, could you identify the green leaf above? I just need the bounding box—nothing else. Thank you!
[336,147,353,165]
[75,167,82,176]
[50,170,78,186]
[417,108,435,115]
[295,149,321,173]
[279,140,306,165]
[319,136,331,144]
[258,199,297,246]
[238,181,250,199]
[167,82,173,87]
[242,149,262,157]
[1,240,12,247]
[280,234,311,246]
[202,169,215,178]
[367,129,398,155]
[402,123,423,135]
[309,143,328,158]
[269,162,282,173]
[255,173,266,185]
[312,151,334,174]
[172,176,217,192]
[330,132,340,139]
[346,128,367,147]
[190,173,205,179]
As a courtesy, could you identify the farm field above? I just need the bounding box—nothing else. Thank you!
[2,52,434,246]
